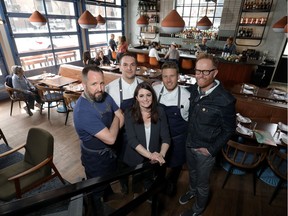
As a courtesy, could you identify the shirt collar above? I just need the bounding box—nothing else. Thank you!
[197,80,219,96]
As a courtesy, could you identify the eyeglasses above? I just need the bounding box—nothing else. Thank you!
[194,68,216,76]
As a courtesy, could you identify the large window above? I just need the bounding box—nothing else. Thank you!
[176,0,224,29]
[2,0,124,71]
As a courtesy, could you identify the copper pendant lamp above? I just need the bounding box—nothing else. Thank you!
[29,11,47,27]
[272,16,287,33]
[137,15,149,27]
[96,14,106,25]
[197,16,213,30]
[78,10,97,29]
[161,9,185,33]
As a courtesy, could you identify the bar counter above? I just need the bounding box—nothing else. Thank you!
[128,47,262,88]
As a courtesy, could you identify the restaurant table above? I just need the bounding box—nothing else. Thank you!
[64,83,84,93]
[39,76,79,88]
[135,68,162,80]
[99,65,120,73]
[229,83,287,104]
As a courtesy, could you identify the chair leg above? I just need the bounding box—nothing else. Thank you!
[48,102,51,120]
[65,111,70,125]
[50,161,66,185]
[10,101,14,116]
[222,164,234,188]
[269,179,284,205]
[0,129,9,146]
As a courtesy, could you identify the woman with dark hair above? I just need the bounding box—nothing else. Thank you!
[82,50,95,65]
[123,81,170,195]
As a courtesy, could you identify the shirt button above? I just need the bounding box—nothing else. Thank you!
[202,108,206,112]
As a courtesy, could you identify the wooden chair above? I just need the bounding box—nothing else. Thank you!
[112,51,117,60]
[222,140,269,195]
[4,82,30,116]
[35,83,65,120]
[0,128,65,201]
[0,128,8,146]
[265,147,287,204]
[181,58,194,70]
[63,91,81,125]
[149,57,159,67]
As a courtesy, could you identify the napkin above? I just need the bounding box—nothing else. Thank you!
[242,88,254,95]
[243,84,255,90]
[254,130,277,146]
[273,94,286,101]
[281,134,288,145]
[273,89,286,95]
[236,113,245,122]
[278,122,288,132]
[237,123,253,136]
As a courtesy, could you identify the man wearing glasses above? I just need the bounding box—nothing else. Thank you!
[179,53,236,216]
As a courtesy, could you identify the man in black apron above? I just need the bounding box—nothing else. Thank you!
[153,61,190,196]
[105,53,143,194]
[74,65,124,216]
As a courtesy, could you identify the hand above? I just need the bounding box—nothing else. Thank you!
[149,152,165,166]
[195,147,210,156]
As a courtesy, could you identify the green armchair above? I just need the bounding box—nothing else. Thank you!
[0,128,65,201]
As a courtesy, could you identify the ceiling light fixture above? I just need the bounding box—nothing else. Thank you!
[197,15,213,30]
[272,16,287,33]
[136,15,149,27]
[161,9,185,33]
[96,14,106,25]
[29,11,47,27]
[78,10,97,29]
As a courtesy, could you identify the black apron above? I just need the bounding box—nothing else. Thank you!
[158,86,188,167]
[81,97,117,179]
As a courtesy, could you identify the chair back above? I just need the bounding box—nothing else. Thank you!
[267,147,287,180]
[222,140,269,169]
[63,91,81,111]
[36,83,64,102]
[112,51,117,60]
[181,59,193,70]
[149,57,159,67]
[24,128,54,176]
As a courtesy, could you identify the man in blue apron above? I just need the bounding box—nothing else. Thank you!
[74,65,124,216]
[153,61,190,196]
[105,53,143,194]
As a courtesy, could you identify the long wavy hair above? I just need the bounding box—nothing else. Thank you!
[131,82,159,124]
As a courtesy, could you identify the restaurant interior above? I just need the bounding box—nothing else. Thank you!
[0,0,287,215]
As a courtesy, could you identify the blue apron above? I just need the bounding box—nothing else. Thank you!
[158,86,188,167]
[81,97,117,179]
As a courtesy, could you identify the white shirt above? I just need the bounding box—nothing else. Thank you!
[153,83,190,121]
[149,48,161,61]
[105,77,143,107]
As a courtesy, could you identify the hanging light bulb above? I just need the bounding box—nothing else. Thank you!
[161,10,185,33]
[29,11,47,27]
[137,15,149,27]
[96,14,106,25]
[78,10,97,29]
[196,15,213,30]
[272,16,287,33]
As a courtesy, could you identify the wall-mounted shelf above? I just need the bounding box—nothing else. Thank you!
[235,0,273,47]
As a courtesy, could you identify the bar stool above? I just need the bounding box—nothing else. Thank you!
[149,57,159,68]
[181,58,194,74]
[137,54,147,64]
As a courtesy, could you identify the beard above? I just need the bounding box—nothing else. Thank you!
[87,91,105,102]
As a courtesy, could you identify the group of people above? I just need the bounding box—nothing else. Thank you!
[73,52,236,216]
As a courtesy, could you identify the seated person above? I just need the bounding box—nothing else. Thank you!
[164,42,180,64]
[11,65,42,116]
[83,50,96,65]
[95,50,111,66]
[223,36,237,54]
[196,37,210,53]
[149,41,161,61]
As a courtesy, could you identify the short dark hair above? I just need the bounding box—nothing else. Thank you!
[82,65,103,83]
[196,53,219,68]
[119,53,137,65]
[161,61,179,74]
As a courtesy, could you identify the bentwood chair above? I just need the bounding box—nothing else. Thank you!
[63,91,81,125]
[137,53,147,66]
[149,57,159,68]
[36,83,65,120]
[0,128,65,201]
[222,140,269,195]
[112,51,117,60]
[181,58,194,74]
[0,128,9,146]
[5,82,30,116]
[265,146,287,204]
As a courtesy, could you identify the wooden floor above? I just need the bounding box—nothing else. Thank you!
[0,98,287,216]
